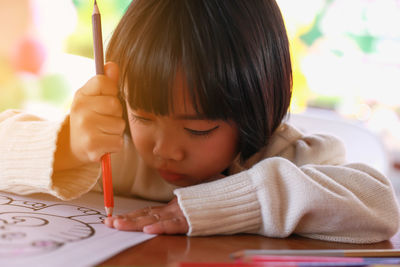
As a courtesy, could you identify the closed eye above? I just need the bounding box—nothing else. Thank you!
[184,125,219,136]
[131,114,152,123]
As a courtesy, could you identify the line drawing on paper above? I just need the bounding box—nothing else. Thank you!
[0,194,107,257]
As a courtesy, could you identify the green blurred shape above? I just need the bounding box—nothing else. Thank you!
[0,60,25,111]
[72,0,82,8]
[0,81,25,112]
[331,49,344,57]
[66,32,93,59]
[299,0,334,47]
[307,95,341,110]
[300,23,323,47]
[39,74,70,105]
[349,9,377,54]
[116,0,132,13]
[347,33,377,54]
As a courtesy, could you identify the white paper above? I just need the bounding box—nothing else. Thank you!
[0,191,159,267]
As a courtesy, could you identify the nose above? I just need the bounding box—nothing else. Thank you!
[152,131,184,162]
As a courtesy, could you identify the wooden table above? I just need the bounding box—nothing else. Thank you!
[100,231,400,266]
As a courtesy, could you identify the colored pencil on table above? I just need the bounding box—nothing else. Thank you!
[242,255,400,265]
[177,258,400,267]
[92,0,114,217]
[231,249,400,259]
[245,255,365,263]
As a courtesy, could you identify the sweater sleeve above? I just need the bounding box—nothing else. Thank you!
[174,133,400,244]
[0,110,100,200]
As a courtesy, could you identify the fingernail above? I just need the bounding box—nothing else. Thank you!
[103,218,112,227]
[143,225,153,233]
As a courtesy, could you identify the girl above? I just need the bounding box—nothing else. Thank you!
[0,0,399,243]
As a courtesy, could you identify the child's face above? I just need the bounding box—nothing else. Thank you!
[126,75,240,187]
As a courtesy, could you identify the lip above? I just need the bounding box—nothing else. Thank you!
[158,169,185,182]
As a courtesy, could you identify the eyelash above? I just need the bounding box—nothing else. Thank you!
[184,126,219,137]
[130,115,152,123]
[131,114,219,137]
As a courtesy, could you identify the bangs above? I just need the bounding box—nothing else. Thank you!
[123,1,180,116]
[108,0,236,120]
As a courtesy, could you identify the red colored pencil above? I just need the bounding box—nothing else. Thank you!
[248,255,364,263]
[92,0,114,217]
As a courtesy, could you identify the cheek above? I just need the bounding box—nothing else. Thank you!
[212,135,238,163]
[190,130,239,174]
[129,122,152,154]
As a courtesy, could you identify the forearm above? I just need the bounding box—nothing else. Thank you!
[252,158,400,243]
[174,157,400,243]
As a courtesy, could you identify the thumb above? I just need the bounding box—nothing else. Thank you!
[104,61,119,85]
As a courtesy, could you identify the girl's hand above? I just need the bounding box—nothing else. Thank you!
[104,197,189,234]
[69,62,125,165]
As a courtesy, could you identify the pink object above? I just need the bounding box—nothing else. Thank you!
[12,36,47,75]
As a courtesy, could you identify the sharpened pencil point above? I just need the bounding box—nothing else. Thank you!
[105,207,113,217]
[93,0,100,14]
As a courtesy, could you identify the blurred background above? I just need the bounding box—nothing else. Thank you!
[0,0,399,181]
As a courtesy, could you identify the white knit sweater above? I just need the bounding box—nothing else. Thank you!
[0,109,399,243]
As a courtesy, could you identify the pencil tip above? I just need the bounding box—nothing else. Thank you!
[105,207,113,217]
[93,0,100,14]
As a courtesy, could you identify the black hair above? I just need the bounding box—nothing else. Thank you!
[106,0,292,162]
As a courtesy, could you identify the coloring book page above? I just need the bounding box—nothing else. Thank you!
[0,191,158,267]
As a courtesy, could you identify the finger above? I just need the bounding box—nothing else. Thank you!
[95,134,125,153]
[122,209,149,218]
[103,217,115,228]
[76,111,125,136]
[79,75,119,97]
[104,62,119,85]
[95,115,125,135]
[83,134,124,161]
[121,206,164,219]
[90,96,123,117]
[143,217,189,235]
[75,95,123,117]
[112,215,160,231]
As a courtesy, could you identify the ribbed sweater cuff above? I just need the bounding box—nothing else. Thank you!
[51,163,101,200]
[174,173,262,236]
[0,114,100,200]
[0,117,63,192]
